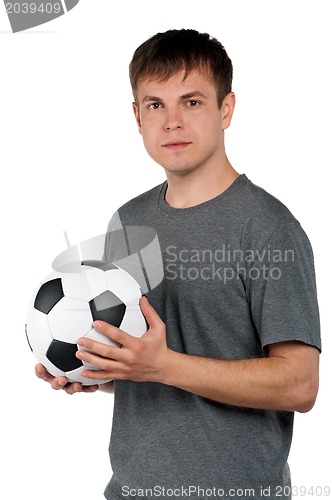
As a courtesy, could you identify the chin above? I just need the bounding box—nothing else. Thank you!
[154,157,195,174]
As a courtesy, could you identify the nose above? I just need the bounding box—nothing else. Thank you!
[163,108,183,131]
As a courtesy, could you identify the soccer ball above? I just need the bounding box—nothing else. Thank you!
[25,261,147,385]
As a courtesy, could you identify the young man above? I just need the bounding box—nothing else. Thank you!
[36,29,321,499]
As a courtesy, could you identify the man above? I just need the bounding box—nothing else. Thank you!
[36,29,321,499]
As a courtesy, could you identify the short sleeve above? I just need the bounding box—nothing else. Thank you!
[247,222,321,352]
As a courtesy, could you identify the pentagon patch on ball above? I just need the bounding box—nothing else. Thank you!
[25,261,147,385]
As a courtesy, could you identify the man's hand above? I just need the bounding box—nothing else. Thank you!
[35,363,100,395]
[75,296,171,383]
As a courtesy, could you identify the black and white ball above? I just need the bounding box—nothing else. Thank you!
[25,261,147,385]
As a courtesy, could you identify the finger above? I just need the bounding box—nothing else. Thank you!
[35,364,68,388]
[75,348,122,371]
[35,363,49,380]
[63,382,93,394]
[76,337,127,362]
[51,376,70,390]
[55,380,98,395]
[92,320,139,349]
[139,296,165,330]
[81,384,100,393]
[61,382,80,394]
[80,368,120,381]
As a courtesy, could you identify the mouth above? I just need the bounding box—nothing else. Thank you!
[162,141,192,150]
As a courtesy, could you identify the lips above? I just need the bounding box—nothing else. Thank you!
[162,141,192,150]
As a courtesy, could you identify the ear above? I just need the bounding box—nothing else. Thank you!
[132,102,142,135]
[221,92,236,131]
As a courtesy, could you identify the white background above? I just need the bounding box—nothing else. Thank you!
[1,1,331,499]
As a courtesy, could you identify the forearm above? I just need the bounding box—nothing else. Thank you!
[160,349,315,412]
[98,381,114,393]
[79,306,318,411]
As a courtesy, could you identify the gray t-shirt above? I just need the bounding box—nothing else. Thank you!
[103,174,321,500]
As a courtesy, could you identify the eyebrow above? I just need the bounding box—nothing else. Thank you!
[142,91,208,103]
[180,91,208,100]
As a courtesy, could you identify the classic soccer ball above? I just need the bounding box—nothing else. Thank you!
[25,261,147,385]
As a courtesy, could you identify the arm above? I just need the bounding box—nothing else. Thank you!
[160,341,319,413]
[98,381,115,393]
[75,297,320,413]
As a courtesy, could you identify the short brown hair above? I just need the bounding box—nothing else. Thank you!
[129,29,233,108]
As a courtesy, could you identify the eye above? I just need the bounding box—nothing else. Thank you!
[148,102,163,109]
[186,100,200,107]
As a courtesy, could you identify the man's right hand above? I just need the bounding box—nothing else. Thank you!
[35,363,100,395]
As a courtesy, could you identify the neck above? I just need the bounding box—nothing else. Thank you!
[164,158,239,209]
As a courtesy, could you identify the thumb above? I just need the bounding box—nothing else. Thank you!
[139,296,165,330]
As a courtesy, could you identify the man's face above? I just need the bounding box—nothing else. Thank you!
[133,69,234,176]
